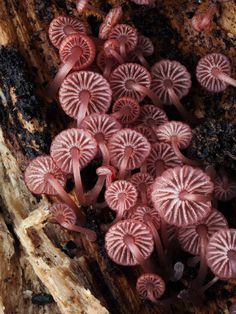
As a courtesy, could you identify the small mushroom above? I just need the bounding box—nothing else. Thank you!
[129,35,154,69]
[214,172,236,201]
[136,273,165,303]
[191,4,218,32]
[96,50,119,80]
[111,97,141,125]
[99,6,123,40]
[103,39,125,65]
[129,172,154,204]
[76,0,105,16]
[133,124,157,144]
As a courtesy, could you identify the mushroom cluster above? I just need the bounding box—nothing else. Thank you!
[24,0,236,307]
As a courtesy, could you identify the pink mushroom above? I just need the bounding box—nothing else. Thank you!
[146,142,182,178]
[76,0,105,16]
[99,6,123,40]
[196,53,236,92]
[48,16,86,49]
[24,156,85,223]
[80,113,121,165]
[133,124,157,144]
[151,60,195,122]
[50,128,97,205]
[191,4,218,32]
[105,180,138,224]
[96,50,119,80]
[47,33,96,98]
[105,219,154,272]
[108,128,151,179]
[207,228,236,279]
[136,273,165,303]
[109,24,138,58]
[110,63,162,107]
[151,165,214,227]
[129,172,154,204]
[103,39,125,65]
[130,35,154,69]
[59,71,112,127]
[111,97,141,125]
[131,205,166,267]
[178,209,228,286]
[49,203,96,241]
[154,121,201,166]
[214,173,236,201]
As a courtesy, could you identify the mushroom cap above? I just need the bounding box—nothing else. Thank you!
[129,172,154,195]
[24,156,66,195]
[133,124,157,144]
[214,175,236,201]
[105,219,154,266]
[110,63,151,101]
[109,24,138,53]
[146,142,182,178]
[59,33,96,71]
[132,205,161,230]
[108,128,151,170]
[105,180,138,213]
[136,104,168,127]
[151,59,192,104]
[136,273,165,300]
[112,97,141,124]
[151,165,214,227]
[178,209,228,255]
[99,6,123,40]
[136,35,154,57]
[207,229,236,279]
[49,16,86,49]
[154,121,192,149]
[96,50,118,72]
[49,203,77,225]
[196,53,231,93]
[59,71,112,120]
[76,0,87,12]
[80,113,121,143]
[103,39,122,59]
[50,128,97,174]
[96,165,117,178]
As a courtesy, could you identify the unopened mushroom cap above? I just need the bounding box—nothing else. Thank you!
[59,71,112,120]
[49,203,77,225]
[110,63,151,101]
[108,128,151,170]
[151,165,214,227]
[24,156,66,195]
[207,229,236,279]
[50,128,97,174]
[136,273,165,300]
[178,209,228,255]
[105,180,138,213]
[196,53,231,93]
[49,16,86,49]
[154,121,192,149]
[151,59,191,104]
[105,219,154,266]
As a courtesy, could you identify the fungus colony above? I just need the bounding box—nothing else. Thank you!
[24,0,236,307]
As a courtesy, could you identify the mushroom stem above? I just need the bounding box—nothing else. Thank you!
[216,71,236,88]
[199,276,219,294]
[103,61,114,80]
[77,90,91,127]
[47,48,81,98]
[147,222,166,267]
[228,250,236,277]
[109,49,125,64]
[179,191,212,202]
[147,288,157,303]
[171,136,202,166]
[86,176,106,204]
[119,147,133,179]
[167,88,198,125]
[61,221,97,242]
[71,147,86,205]
[195,224,209,286]
[136,51,149,69]
[129,82,163,108]
[187,256,200,267]
[120,42,127,59]
[99,142,110,165]
[46,174,85,224]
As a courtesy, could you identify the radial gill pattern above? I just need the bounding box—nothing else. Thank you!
[80,113,121,143]
[136,105,168,127]
[50,203,77,225]
[49,16,86,48]
[129,172,154,195]
[108,129,151,170]
[113,97,140,124]
[59,33,96,70]
[214,176,236,201]
[155,121,192,149]
[136,273,165,300]
[207,229,236,279]
[151,165,214,227]
[105,219,154,266]
[196,53,231,92]
[24,156,66,195]
[132,206,161,230]
[146,142,182,178]
[151,60,191,104]
[110,63,151,101]
[133,124,157,144]
[105,180,138,213]
[50,128,97,174]
[109,24,138,53]
[178,210,228,255]
[136,35,154,56]
[59,71,112,119]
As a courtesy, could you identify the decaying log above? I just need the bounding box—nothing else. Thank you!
[0,0,236,313]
